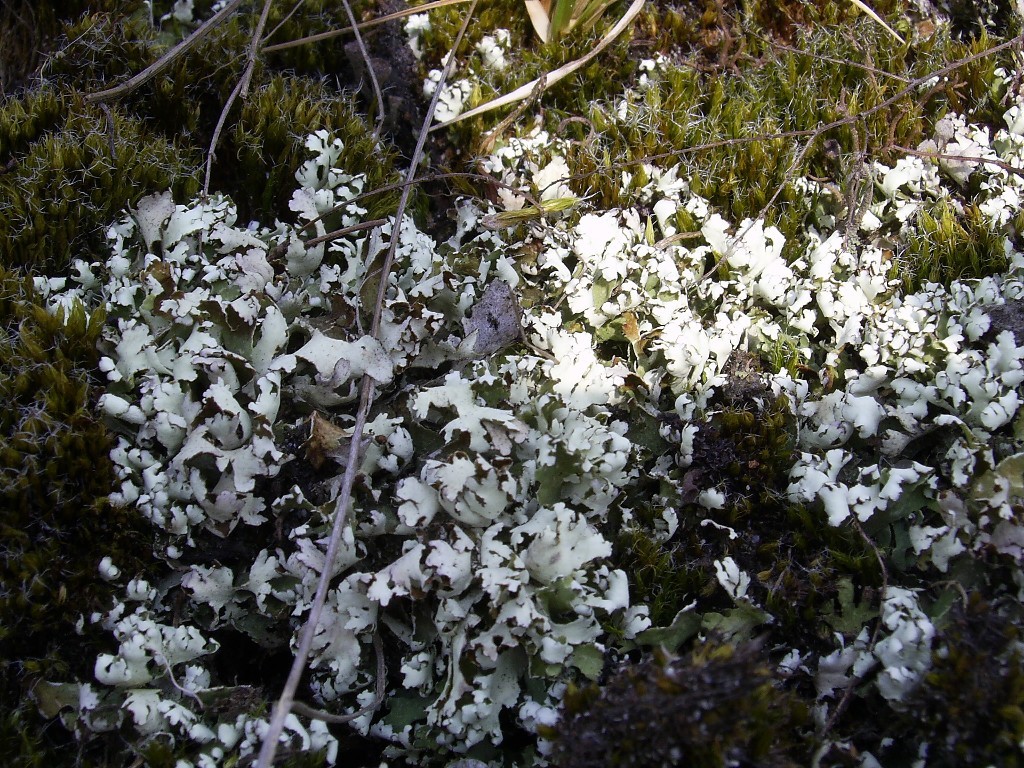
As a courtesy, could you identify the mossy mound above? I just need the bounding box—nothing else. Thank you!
[616,387,881,646]
[1,2,401,274]
[0,0,142,96]
[890,592,1024,766]
[545,641,811,768]
[0,267,154,765]
[0,89,201,273]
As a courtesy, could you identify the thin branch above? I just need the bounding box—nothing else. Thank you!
[204,75,246,196]
[339,0,386,139]
[97,102,117,156]
[261,0,307,45]
[764,39,911,83]
[261,0,473,54]
[254,2,479,764]
[85,0,247,103]
[433,0,646,128]
[477,74,547,155]
[653,230,702,250]
[204,0,276,197]
[302,218,389,247]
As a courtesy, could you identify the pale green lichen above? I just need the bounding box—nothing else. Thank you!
[10,1,1024,766]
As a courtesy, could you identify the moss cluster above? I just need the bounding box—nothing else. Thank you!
[617,375,881,646]
[0,0,141,96]
[571,19,1011,231]
[0,267,154,765]
[889,592,1024,766]
[544,641,811,768]
[899,198,1012,291]
[0,89,201,273]
[0,1,402,274]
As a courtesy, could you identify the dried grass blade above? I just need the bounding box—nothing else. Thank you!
[846,0,905,44]
[85,0,246,103]
[433,0,645,128]
[524,0,553,42]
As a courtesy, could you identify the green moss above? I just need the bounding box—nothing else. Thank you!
[898,199,1010,291]
[0,89,202,272]
[578,20,1009,223]
[614,527,709,628]
[885,592,1024,766]
[2,3,401,256]
[616,384,882,648]
[0,698,117,768]
[0,1,142,95]
[545,641,811,768]
[229,74,403,223]
[0,267,152,762]
[0,706,49,768]
[420,0,1013,249]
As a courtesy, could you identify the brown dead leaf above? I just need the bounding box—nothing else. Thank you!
[306,411,350,470]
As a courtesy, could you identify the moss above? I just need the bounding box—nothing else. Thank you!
[576,20,1009,224]
[0,267,152,763]
[544,641,812,768]
[898,199,1011,291]
[0,698,118,768]
[0,1,142,95]
[614,528,709,628]
[616,382,882,649]
[0,89,202,272]
[0,706,49,768]
[1,4,402,262]
[885,592,1024,766]
[229,74,403,223]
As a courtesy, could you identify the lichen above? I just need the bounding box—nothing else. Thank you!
[6,0,1024,765]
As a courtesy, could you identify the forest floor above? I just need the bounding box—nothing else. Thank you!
[3,1,1024,766]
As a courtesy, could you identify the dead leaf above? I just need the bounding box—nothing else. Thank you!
[306,411,350,470]
[463,280,524,356]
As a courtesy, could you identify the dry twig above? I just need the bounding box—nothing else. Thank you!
[85,0,247,104]
[338,0,386,138]
[204,0,276,197]
[894,145,1024,180]
[254,2,480,764]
